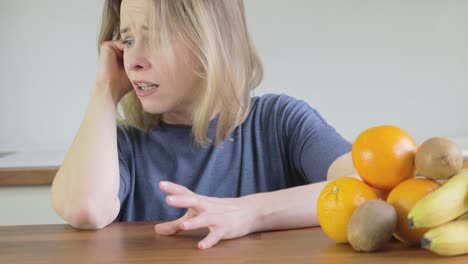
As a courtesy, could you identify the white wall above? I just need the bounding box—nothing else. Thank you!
[1,0,467,225]
[247,0,468,143]
[0,0,103,151]
[0,187,64,225]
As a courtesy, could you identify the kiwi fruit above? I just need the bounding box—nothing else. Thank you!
[415,137,463,179]
[347,200,397,252]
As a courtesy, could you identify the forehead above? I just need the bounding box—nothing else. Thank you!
[120,0,150,26]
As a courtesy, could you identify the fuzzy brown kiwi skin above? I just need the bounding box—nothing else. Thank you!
[415,137,464,180]
[347,200,397,253]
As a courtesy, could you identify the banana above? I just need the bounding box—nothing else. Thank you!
[407,171,468,229]
[421,219,468,256]
[458,212,468,221]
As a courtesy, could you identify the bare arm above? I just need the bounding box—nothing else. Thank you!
[51,42,132,229]
[248,152,357,232]
[51,86,120,229]
[154,152,359,249]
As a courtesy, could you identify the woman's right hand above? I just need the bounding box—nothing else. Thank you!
[94,41,133,104]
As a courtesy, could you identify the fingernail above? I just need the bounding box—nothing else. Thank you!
[167,196,174,202]
[199,243,205,249]
[160,181,168,187]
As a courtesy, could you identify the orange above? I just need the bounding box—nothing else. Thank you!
[386,178,439,245]
[317,177,378,243]
[377,189,391,201]
[352,125,417,191]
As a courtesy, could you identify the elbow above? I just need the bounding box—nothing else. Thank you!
[50,173,120,229]
[62,199,119,230]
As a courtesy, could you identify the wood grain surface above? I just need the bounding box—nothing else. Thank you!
[0,222,466,263]
[0,167,57,186]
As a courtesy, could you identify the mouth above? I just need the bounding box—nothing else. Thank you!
[132,80,160,92]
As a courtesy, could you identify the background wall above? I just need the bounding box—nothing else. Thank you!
[1,0,467,225]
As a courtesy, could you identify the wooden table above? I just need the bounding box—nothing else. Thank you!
[1,222,466,263]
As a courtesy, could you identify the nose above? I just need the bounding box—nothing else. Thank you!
[125,49,151,72]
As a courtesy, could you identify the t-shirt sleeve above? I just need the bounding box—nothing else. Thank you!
[275,94,352,183]
[116,125,132,206]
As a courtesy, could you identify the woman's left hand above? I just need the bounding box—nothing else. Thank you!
[154,181,259,249]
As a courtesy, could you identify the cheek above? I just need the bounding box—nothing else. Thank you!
[177,70,199,94]
[177,60,200,89]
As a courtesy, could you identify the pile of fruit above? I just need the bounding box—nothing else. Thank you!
[317,125,468,256]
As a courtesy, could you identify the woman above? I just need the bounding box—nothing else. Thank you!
[51,0,356,249]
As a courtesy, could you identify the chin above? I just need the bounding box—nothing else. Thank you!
[142,106,166,115]
[140,101,168,115]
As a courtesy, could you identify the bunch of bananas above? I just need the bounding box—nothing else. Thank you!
[408,171,468,256]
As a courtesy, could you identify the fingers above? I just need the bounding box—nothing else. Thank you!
[154,217,185,236]
[160,181,192,195]
[111,41,125,58]
[99,42,124,65]
[166,195,206,211]
[198,229,224,250]
[114,41,124,51]
[180,214,211,231]
[156,214,224,250]
[161,182,212,213]
[157,181,229,249]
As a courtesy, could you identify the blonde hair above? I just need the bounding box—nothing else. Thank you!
[98,0,263,146]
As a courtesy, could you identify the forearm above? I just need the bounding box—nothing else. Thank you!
[51,84,121,229]
[246,181,329,233]
[247,153,357,233]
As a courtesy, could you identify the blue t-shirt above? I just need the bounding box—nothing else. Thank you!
[115,94,351,222]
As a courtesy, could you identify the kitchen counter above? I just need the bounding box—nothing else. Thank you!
[0,150,65,186]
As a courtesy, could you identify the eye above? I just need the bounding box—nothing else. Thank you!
[122,39,135,48]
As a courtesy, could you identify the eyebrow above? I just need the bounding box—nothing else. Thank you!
[120,25,149,35]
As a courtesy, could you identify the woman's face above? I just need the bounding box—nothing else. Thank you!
[120,0,201,124]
